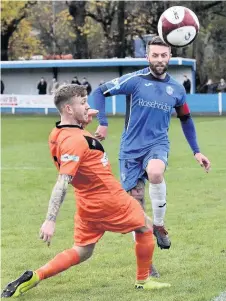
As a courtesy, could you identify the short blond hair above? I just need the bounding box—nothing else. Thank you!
[54,84,87,112]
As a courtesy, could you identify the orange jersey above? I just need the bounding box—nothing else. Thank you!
[49,122,131,221]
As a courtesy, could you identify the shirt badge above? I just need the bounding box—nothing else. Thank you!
[166,85,174,95]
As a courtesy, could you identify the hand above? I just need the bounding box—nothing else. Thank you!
[194,153,211,173]
[95,125,108,141]
[83,109,99,128]
[39,220,56,246]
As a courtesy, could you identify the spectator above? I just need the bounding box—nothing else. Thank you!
[81,77,92,95]
[71,76,81,85]
[37,77,47,95]
[182,75,191,94]
[200,79,217,94]
[217,78,226,93]
[48,78,59,95]
[195,73,201,93]
[1,80,5,94]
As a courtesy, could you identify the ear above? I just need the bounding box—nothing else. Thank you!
[65,103,73,114]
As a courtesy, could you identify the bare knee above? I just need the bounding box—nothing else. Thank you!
[149,172,164,184]
[129,180,145,210]
[146,159,165,184]
[135,215,152,233]
[73,243,95,263]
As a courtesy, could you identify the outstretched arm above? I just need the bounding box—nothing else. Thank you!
[93,73,137,140]
[40,174,72,246]
[176,103,200,154]
[92,86,109,140]
[175,103,211,172]
[93,86,109,126]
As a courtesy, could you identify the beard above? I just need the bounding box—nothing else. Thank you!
[149,62,168,76]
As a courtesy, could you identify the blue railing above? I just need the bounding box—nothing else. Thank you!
[1,93,226,115]
[89,93,226,116]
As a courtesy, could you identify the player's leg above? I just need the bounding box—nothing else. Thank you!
[129,179,146,209]
[144,149,171,249]
[35,244,95,280]
[134,222,170,290]
[1,244,95,298]
[119,159,160,277]
[102,194,170,290]
[129,180,160,278]
[1,215,104,298]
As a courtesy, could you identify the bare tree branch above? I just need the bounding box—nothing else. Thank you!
[202,1,223,11]
[86,11,103,23]
[7,1,37,34]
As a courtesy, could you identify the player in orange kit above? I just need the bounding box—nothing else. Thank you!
[1,85,170,298]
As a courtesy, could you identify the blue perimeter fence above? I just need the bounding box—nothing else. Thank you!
[1,93,226,115]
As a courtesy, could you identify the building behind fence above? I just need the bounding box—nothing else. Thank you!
[1,58,225,115]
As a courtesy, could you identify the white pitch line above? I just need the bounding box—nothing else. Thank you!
[211,292,226,301]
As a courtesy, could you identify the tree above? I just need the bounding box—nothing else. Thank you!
[1,0,37,61]
[114,1,126,58]
[86,1,118,57]
[120,1,168,57]
[30,1,76,56]
[8,19,45,60]
[67,1,89,58]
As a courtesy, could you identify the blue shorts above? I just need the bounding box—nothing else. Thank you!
[119,146,168,191]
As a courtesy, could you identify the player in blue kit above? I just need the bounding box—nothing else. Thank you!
[92,36,211,252]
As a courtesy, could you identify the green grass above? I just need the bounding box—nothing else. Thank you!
[1,115,226,301]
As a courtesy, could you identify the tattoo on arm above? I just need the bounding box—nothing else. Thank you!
[46,174,72,222]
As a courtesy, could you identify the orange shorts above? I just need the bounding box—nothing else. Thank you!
[74,196,145,246]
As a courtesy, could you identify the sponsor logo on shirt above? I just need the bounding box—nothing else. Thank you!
[138,98,171,113]
[61,154,80,162]
[145,83,153,87]
[101,152,109,167]
[92,139,96,147]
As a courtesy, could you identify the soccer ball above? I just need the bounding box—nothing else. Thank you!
[157,6,200,47]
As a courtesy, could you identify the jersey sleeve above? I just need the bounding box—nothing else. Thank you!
[174,86,186,107]
[100,73,138,96]
[59,136,88,176]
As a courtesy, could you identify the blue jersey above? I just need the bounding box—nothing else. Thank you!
[97,67,186,159]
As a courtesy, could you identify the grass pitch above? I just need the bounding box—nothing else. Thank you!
[1,115,226,301]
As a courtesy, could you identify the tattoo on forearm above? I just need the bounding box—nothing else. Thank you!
[46,174,72,222]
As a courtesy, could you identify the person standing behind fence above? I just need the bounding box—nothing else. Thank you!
[183,75,191,94]
[37,77,47,95]
[200,79,217,94]
[81,77,92,95]
[48,78,59,95]
[1,80,5,94]
[71,76,81,85]
[217,78,226,93]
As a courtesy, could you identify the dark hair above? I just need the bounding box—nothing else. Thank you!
[54,84,87,112]
[146,36,170,53]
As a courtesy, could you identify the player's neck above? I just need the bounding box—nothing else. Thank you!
[59,116,81,127]
[149,68,166,80]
